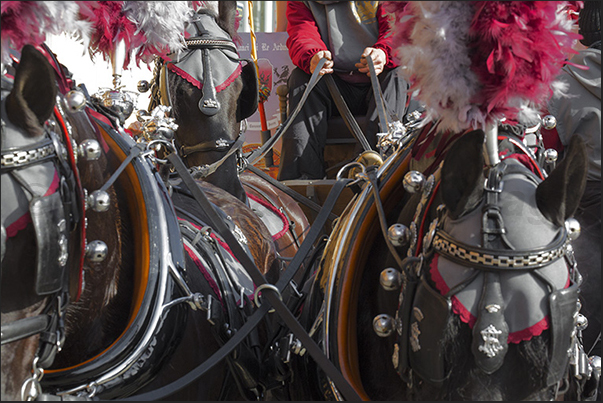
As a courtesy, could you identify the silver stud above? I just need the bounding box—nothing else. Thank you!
[380,268,402,291]
[137,80,150,93]
[373,314,395,337]
[544,148,558,164]
[565,218,581,241]
[388,223,410,247]
[65,90,87,112]
[576,313,588,331]
[85,240,108,262]
[403,170,426,194]
[88,190,111,212]
[78,139,101,161]
[590,356,601,377]
[542,115,557,130]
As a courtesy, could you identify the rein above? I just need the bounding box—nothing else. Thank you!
[120,152,361,401]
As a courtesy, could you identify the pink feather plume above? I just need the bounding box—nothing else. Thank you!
[383,1,582,132]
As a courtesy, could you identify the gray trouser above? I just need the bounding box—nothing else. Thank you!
[277,67,408,180]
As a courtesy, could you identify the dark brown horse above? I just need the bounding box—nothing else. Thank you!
[1,44,282,400]
[150,2,310,263]
[283,125,595,400]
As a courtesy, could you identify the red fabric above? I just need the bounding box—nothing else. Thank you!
[429,254,555,344]
[285,1,402,74]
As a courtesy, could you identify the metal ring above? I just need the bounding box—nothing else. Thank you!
[253,284,282,311]
[336,161,365,181]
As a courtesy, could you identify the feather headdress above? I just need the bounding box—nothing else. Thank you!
[383,1,581,133]
[1,1,91,65]
[1,1,203,70]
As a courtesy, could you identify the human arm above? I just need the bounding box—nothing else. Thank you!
[285,1,333,74]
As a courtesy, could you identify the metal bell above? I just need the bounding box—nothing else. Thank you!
[137,80,150,93]
[565,217,581,241]
[542,115,557,130]
[388,223,410,247]
[403,170,426,194]
[85,240,108,263]
[78,139,101,161]
[544,148,558,164]
[65,89,87,112]
[373,314,395,337]
[380,268,402,291]
[87,190,111,212]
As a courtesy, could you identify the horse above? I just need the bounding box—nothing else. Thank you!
[282,122,598,400]
[146,2,310,263]
[1,43,287,401]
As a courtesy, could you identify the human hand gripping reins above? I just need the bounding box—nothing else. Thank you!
[309,47,386,76]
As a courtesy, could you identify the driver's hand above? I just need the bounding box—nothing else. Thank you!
[310,50,334,75]
[355,47,386,77]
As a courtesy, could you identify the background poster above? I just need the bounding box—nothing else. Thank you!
[236,32,294,178]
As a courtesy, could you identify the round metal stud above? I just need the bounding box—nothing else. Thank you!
[78,139,101,161]
[65,90,87,112]
[380,268,402,291]
[88,190,111,212]
[137,80,150,93]
[85,240,108,263]
[576,313,588,331]
[590,356,601,377]
[544,148,558,164]
[542,114,557,130]
[403,170,426,194]
[565,217,581,241]
[388,223,410,247]
[373,314,395,337]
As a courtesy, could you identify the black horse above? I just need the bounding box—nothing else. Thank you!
[283,124,596,400]
[146,2,310,264]
[1,44,286,401]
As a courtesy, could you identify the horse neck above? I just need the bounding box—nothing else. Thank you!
[195,154,248,203]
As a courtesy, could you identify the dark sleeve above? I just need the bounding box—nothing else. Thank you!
[285,1,328,74]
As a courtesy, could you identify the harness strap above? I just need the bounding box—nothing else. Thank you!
[366,54,390,134]
[187,134,245,178]
[1,315,50,345]
[124,155,355,401]
[245,164,339,221]
[324,74,372,151]
[245,58,327,165]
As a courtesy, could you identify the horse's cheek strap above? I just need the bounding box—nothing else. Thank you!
[406,276,451,386]
[30,192,68,296]
[547,282,580,386]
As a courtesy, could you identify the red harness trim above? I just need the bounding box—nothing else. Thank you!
[166,61,242,94]
[246,192,290,241]
[53,106,86,302]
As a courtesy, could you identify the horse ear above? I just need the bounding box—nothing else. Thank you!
[536,135,588,226]
[441,129,485,219]
[5,45,57,137]
[217,1,238,40]
[237,61,259,121]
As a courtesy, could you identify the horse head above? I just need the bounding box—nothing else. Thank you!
[387,129,588,400]
[155,2,258,203]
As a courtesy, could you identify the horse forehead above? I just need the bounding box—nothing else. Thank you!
[444,174,558,249]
